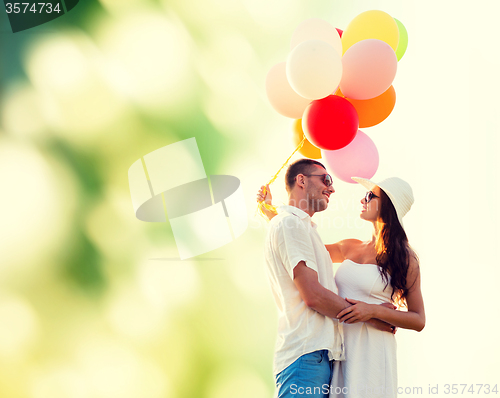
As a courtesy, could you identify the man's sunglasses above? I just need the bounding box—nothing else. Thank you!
[365,191,379,203]
[301,174,333,187]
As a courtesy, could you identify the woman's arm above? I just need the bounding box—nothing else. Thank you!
[325,242,344,263]
[337,256,426,332]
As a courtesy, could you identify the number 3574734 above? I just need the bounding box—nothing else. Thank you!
[5,3,61,14]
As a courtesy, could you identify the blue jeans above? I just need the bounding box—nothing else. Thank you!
[275,350,333,398]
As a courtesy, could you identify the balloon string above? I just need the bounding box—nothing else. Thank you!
[256,135,307,219]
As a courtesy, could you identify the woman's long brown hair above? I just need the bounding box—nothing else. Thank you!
[375,189,418,307]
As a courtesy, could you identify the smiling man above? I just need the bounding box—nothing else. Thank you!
[263,159,349,398]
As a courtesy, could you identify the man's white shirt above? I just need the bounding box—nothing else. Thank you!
[264,205,345,376]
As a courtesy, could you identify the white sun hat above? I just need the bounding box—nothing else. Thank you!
[351,176,414,229]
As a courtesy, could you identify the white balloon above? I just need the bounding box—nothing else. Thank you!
[265,62,311,118]
[286,39,343,100]
[290,18,342,56]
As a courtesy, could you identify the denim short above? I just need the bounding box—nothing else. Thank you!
[275,350,333,398]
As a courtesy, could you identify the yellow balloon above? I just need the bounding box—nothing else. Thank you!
[292,119,321,159]
[342,10,399,54]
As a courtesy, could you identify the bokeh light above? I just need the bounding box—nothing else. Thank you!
[0,139,77,278]
[138,259,201,310]
[74,339,169,398]
[24,32,127,142]
[0,295,39,359]
[1,83,46,138]
[96,10,194,115]
[205,366,271,398]
[31,367,90,398]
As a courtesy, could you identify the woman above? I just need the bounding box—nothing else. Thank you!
[257,176,425,398]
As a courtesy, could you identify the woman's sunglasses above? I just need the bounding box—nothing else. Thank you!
[365,191,379,203]
[302,173,333,187]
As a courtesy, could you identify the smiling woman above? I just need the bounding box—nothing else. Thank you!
[328,177,424,398]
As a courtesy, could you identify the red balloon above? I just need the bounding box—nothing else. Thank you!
[302,95,359,150]
[336,28,343,38]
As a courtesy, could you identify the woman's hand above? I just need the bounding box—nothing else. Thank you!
[337,298,375,324]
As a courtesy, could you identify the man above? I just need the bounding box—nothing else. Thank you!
[262,159,392,398]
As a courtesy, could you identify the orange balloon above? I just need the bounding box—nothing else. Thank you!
[338,86,396,128]
[292,119,322,159]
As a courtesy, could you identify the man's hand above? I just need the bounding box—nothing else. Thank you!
[256,184,277,220]
[256,184,272,205]
[338,298,375,323]
[338,299,398,334]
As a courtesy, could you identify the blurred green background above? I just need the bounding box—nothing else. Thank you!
[1,1,285,396]
[1,0,500,397]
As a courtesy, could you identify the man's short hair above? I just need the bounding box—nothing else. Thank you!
[285,158,327,193]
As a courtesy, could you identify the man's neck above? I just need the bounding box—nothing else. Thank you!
[288,196,314,218]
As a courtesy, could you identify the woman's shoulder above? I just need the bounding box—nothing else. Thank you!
[407,246,419,266]
[335,239,364,256]
[325,239,363,263]
[339,239,364,249]
[406,246,420,278]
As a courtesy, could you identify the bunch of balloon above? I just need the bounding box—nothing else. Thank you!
[265,11,409,183]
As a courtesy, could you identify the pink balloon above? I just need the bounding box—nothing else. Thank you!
[265,62,311,118]
[321,130,379,183]
[339,39,398,100]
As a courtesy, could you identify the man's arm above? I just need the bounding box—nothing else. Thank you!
[256,185,277,220]
[276,213,395,331]
[293,261,349,318]
[294,262,396,333]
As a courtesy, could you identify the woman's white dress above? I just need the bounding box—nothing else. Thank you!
[330,259,397,398]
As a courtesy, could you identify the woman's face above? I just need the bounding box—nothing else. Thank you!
[360,186,382,222]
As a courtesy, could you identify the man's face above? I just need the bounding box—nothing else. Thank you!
[303,165,335,213]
